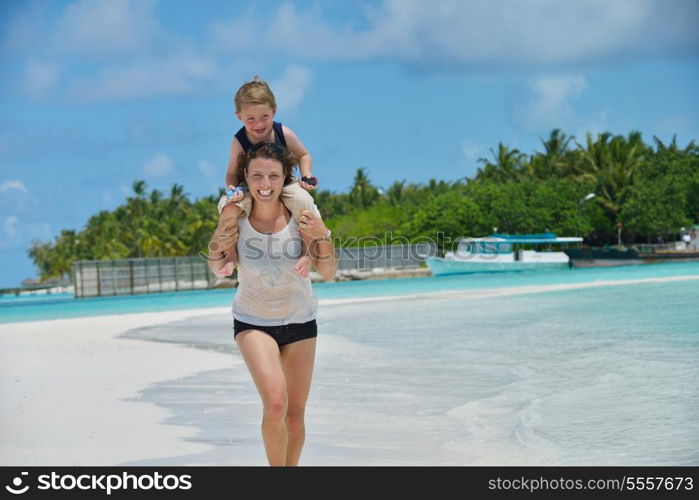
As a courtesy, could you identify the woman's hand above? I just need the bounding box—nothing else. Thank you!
[297,209,328,240]
[297,208,336,281]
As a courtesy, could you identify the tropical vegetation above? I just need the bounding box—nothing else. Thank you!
[29,130,698,282]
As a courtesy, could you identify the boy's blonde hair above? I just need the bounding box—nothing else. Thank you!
[234,76,276,112]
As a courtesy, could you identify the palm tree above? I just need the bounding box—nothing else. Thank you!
[530,128,575,179]
[475,143,528,182]
[653,135,698,157]
[27,240,54,280]
[349,167,380,209]
[574,131,649,223]
[386,180,406,205]
[167,183,188,208]
[132,180,147,198]
[149,189,164,206]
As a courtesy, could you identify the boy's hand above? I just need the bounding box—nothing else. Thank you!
[294,255,312,278]
[299,176,318,191]
[225,185,245,203]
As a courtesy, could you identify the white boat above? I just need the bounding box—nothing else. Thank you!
[425,233,583,276]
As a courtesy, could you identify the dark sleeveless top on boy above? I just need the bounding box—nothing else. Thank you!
[235,121,287,152]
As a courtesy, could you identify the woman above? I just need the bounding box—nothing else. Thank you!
[209,142,336,466]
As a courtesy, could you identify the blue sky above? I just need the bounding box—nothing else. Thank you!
[1,0,698,288]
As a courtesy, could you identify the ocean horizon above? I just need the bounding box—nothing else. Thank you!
[3,261,699,324]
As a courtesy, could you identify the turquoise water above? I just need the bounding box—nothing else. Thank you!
[2,261,699,323]
[121,264,699,465]
[3,261,697,465]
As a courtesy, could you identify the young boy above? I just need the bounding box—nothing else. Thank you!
[210,76,321,277]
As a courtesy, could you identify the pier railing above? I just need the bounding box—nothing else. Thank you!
[72,257,215,298]
[71,243,435,298]
[335,242,436,272]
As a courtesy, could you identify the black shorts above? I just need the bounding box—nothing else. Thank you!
[233,319,317,347]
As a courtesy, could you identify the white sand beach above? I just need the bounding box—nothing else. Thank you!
[0,307,234,466]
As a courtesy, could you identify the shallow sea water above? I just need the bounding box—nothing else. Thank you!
[121,270,699,466]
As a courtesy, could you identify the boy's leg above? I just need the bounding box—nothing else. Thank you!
[281,182,320,221]
[208,193,252,276]
[280,183,321,266]
[217,193,252,217]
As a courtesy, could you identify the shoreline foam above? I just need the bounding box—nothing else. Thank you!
[317,273,699,305]
[3,273,698,325]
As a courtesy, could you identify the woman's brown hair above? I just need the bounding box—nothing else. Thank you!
[238,143,297,186]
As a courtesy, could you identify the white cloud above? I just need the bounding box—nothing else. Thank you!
[461,139,484,161]
[0,180,28,193]
[52,0,159,56]
[513,76,588,133]
[0,215,20,248]
[22,60,59,97]
[142,154,174,178]
[69,51,215,101]
[0,217,52,249]
[0,180,37,217]
[7,0,698,104]
[197,160,218,180]
[101,190,115,208]
[575,112,611,142]
[198,159,224,193]
[210,0,699,70]
[2,216,19,238]
[210,3,378,60]
[271,65,314,112]
[208,9,256,53]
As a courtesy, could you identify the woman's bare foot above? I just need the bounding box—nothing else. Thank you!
[208,215,239,276]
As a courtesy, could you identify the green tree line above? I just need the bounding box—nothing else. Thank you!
[29,130,698,282]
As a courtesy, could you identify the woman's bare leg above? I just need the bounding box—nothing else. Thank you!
[280,337,317,466]
[235,330,288,465]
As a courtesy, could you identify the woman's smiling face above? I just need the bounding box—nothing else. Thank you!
[245,157,284,203]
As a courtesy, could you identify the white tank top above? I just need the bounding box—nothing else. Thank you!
[232,215,317,325]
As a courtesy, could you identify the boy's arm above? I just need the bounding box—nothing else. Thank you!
[225,138,244,187]
[282,125,313,179]
[220,138,245,220]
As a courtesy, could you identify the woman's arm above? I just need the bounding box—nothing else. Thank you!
[298,209,336,281]
[311,238,337,282]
